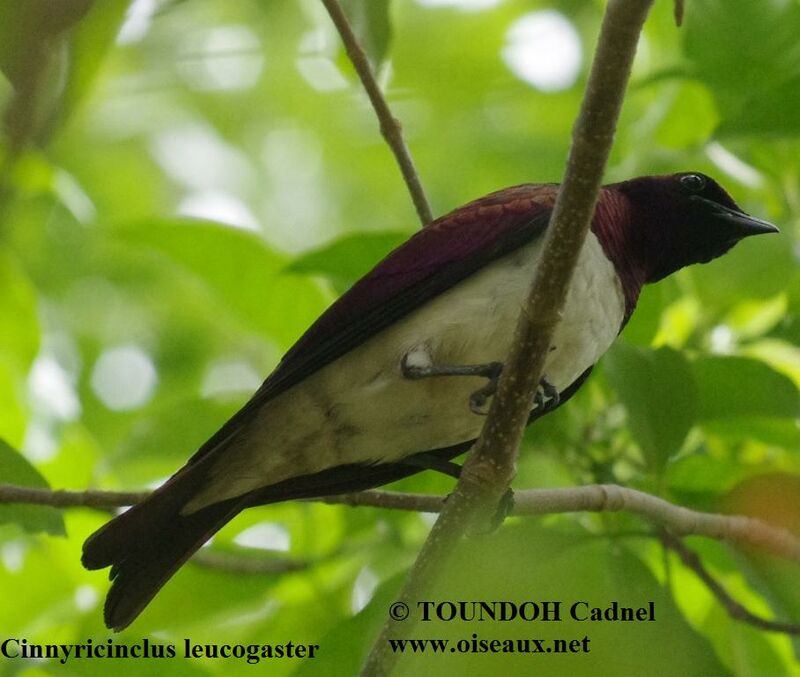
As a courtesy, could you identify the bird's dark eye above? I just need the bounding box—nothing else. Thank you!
[680,173,706,193]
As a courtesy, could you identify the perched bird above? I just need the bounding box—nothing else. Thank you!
[83,172,777,630]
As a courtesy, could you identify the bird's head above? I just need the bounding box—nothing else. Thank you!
[612,172,779,283]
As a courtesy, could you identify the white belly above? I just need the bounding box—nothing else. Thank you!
[190,233,625,509]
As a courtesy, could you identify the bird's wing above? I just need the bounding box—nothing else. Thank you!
[188,184,558,465]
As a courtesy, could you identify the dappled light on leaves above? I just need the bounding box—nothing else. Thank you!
[178,26,265,92]
[0,1,797,673]
[233,522,291,552]
[416,0,503,11]
[178,191,261,232]
[90,345,158,412]
[28,356,81,422]
[352,566,380,614]
[150,123,255,194]
[201,359,263,398]
[502,11,582,92]
[116,0,157,46]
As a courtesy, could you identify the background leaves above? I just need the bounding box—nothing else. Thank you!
[0,0,798,675]
[604,344,696,471]
[0,439,64,535]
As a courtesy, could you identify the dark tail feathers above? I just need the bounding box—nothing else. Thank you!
[82,463,246,631]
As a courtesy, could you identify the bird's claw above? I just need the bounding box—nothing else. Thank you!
[471,373,559,416]
[469,381,496,415]
[468,363,503,414]
[400,355,560,417]
[398,353,504,415]
[533,376,560,412]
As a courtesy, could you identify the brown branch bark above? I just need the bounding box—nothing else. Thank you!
[192,549,308,575]
[674,0,685,26]
[0,484,148,508]
[5,483,800,560]
[358,1,654,673]
[320,0,433,226]
[661,530,800,635]
[14,484,799,635]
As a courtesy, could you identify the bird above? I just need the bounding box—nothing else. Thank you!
[82,171,778,630]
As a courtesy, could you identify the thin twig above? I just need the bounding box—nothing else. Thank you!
[316,490,442,512]
[661,530,800,635]
[325,486,800,562]
[320,0,433,227]
[4,483,800,560]
[192,549,308,575]
[0,484,148,508]
[674,0,685,26]
[537,485,800,562]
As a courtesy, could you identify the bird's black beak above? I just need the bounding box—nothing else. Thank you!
[692,196,780,238]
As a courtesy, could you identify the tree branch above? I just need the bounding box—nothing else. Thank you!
[674,0,685,26]
[0,484,148,508]
[661,530,800,635]
[320,0,434,227]
[191,549,309,575]
[359,1,655,673]
[4,483,800,561]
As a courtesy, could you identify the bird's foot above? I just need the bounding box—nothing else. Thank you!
[533,376,560,412]
[400,354,559,416]
[401,355,503,382]
[468,373,502,415]
[471,373,560,416]
[400,354,504,415]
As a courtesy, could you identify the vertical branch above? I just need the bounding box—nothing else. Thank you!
[465,0,653,501]
[359,1,655,675]
[321,0,434,227]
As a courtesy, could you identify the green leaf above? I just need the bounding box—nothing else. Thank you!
[682,0,800,110]
[653,81,719,148]
[682,0,800,140]
[668,453,750,496]
[0,364,26,446]
[294,572,404,677]
[717,74,800,138]
[341,0,393,69]
[700,418,800,448]
[689,232,795,308]
[0,439,65,536]
[287,230,407,294]
[110,218,328,349]
[671,538,794,676]
[0,247,40,373]
[339,523,731,677]
[60,0,131,124]
[723,474,800,658]
[604,343,696,471]
[692,355,800,421]
[109,396,243,484]
[620,278,679,347]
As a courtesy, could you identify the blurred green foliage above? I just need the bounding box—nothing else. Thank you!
[0,0,798,675]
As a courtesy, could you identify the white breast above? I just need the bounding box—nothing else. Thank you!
[188,233,626,510]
